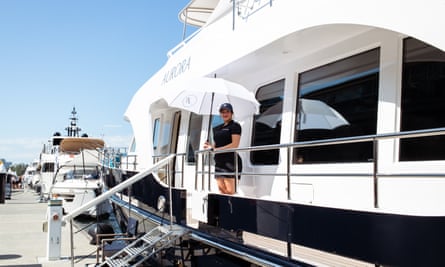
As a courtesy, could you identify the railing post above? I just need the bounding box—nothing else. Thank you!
[168,158,174,227]
[234,151,239,193]
[202,153,205,191]
[287,147,291,200]
[195,152,199,190]
[181,154,185,188]
[70,219,74,267]
[373,138,379,208]
[207,150,212,191]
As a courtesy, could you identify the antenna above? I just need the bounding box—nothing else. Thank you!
[65,107,82,137]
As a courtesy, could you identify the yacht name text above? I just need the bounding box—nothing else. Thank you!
[162,57,191,85]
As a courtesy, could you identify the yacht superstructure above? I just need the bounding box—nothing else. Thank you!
[99,1,445,266]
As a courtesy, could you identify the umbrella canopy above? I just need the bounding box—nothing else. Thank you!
[256,99,349,130]
[255,101,283,128]
[161,77,259,118]
[298,99,349,130]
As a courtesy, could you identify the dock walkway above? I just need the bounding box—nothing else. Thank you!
[0,189,98,267]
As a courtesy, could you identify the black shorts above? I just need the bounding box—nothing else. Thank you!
[215,154,242,179]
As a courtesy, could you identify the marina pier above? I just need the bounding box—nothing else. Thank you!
[0,188,96,267]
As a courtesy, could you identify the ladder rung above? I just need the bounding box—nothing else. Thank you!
[99,226,189,267]
[106,258,126,267]
[142,235,160,243]
[125,246,143,256]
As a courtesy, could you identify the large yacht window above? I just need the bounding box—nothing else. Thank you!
[186,113,203,163]
[160,122,172,155]
[294,49,379,163]
[251,79,284,165]
[400,38,445,161]
[42,162,55,172]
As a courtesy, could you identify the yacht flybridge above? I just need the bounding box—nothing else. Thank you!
[98,1,445,266]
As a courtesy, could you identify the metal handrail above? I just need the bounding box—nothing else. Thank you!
[63,154,175,222]
[98,147,138,171]
[204,127,445,154]
[195,127,445,206]
[153,153,186,187]
[65,155,175,266]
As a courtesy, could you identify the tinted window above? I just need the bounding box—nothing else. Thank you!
[42,162,55,172]
[186,113,203,163]
[251,79,284,165]
[400,38,445,161]
[295,49,380,163]
[160,122,172,155]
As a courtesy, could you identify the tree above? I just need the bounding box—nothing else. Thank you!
[10,163,28,176]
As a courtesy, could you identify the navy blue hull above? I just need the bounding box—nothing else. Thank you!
[104,169,186,224]
[104,170,445,266]
[208,194,445,267]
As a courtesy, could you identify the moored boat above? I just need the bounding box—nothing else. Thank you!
[37,107,108,217]
[98,1,445,266]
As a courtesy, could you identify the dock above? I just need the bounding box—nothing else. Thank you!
[0,189,98,267]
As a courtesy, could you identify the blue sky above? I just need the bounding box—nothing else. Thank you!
[0,1,192,164]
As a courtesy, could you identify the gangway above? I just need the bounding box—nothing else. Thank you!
[99,225,189,267]
[59,154,177,267]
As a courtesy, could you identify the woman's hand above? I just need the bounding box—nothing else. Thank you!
[204,141,214,150]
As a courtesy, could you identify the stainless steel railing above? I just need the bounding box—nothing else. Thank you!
[99,147,138,171]
[195,127,445,208]
[100,127,445,209]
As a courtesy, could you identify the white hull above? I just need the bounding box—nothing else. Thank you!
[101,1,445,266]
[52,179,110,217]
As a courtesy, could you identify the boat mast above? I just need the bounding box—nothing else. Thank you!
[65,107,82,137]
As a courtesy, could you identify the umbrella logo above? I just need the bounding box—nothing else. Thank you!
[182,94,197,108]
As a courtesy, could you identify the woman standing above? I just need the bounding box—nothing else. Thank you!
[204,103,242,194]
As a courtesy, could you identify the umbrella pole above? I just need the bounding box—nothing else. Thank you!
[207,92,215,142]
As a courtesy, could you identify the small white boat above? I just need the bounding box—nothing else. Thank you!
[51,149,110,217]
[23,160,39,188]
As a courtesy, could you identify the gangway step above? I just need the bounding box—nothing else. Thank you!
[124,246,144,257]
[105,258,126,267]
[99,225,189,267]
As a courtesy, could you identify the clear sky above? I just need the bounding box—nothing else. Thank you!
[0,0,192,164]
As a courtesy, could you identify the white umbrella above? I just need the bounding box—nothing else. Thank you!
[255,101,283,128]
[256,99,349,130]
[298,99,349,130]
[161,77,259,119]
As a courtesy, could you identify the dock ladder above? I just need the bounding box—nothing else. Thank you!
[99,224,189,267]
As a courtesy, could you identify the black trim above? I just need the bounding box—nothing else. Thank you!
[104,168,445,266]
[103,169,186,224]
[208,194,445,267]
[110,195,310,267]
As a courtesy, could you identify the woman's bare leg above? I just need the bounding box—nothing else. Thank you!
[223,178,236,194]
[216,177,228,194]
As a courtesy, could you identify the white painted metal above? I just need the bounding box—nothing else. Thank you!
[46,199,63,261]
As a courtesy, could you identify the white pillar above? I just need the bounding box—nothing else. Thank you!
[46,199,63,260]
